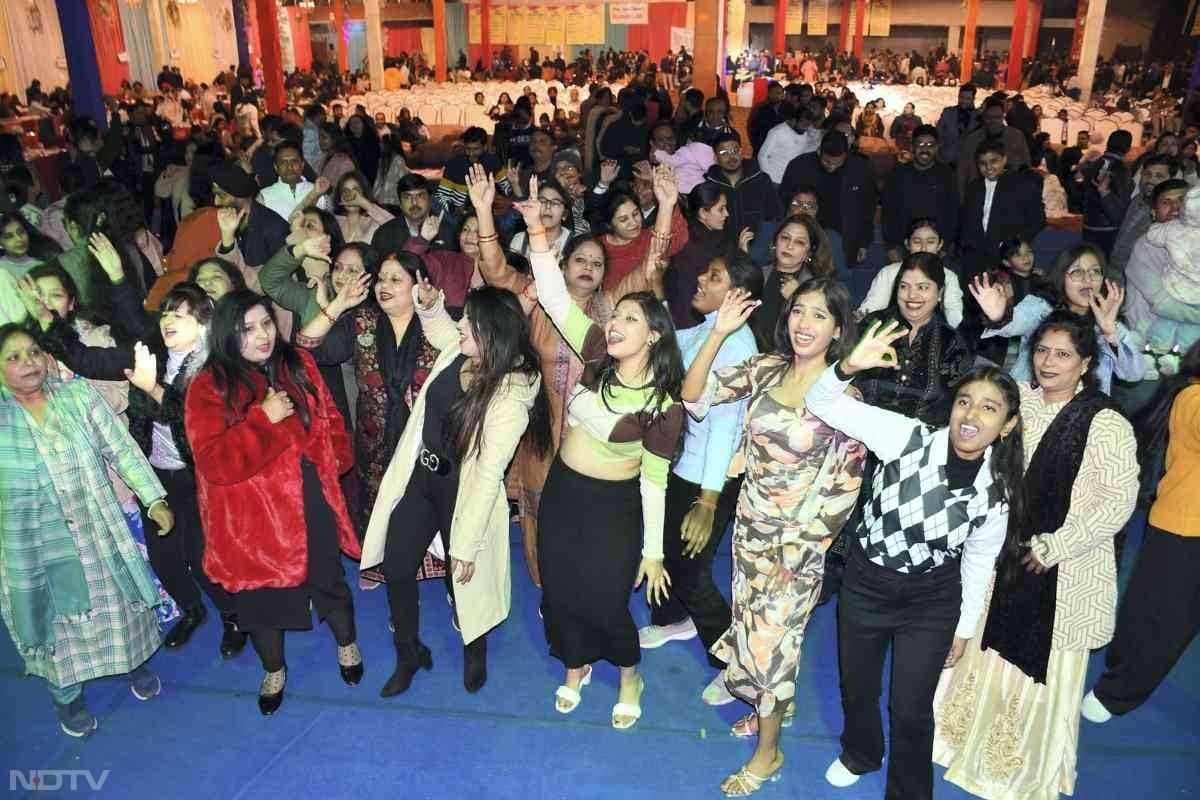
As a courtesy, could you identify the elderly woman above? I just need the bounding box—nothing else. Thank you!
[933,312,1139,799]
[0,325,173,737]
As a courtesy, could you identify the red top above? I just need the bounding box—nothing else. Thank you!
[403,237,474,309]
[601,205,689,292]
[186,348,360,592]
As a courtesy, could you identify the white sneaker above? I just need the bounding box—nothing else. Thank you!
[637,619,698,649]
[701,670,736,706]
[825,757,861,788]
[1080,690,1112,724]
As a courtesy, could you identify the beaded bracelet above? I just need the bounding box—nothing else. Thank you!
[319,305,337,324]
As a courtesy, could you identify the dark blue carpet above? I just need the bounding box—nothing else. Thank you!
[2,511,1198,799]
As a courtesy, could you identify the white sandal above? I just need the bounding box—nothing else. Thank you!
[611,676,645,730]
[554,665,592,714]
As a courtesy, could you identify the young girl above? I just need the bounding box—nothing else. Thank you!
[808,321,1027,800]
[361,280,550,697]
[331,170,393,244]
[858,218,964,329]
[185,291,363,716]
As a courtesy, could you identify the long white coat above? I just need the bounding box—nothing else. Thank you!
[361,288,540,644]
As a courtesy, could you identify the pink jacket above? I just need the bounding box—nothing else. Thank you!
[655,143,715,194]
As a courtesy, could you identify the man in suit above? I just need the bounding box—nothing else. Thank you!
[957,139,1046,282]
[956,96,1033,198]
[881,124,960,262]
[779,131,877,267]
[935,83,981,168]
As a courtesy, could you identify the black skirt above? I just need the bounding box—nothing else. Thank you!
[538,456,643,668]
[235,460,354,632]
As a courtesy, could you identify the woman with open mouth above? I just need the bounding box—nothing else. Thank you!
[972,242,1145,394]
[469,163,665,590]
[525,170,685,732]
[185,290,364,717]
[934,311,1138,799]
[680,275,866,797]
[805,320,1027,800]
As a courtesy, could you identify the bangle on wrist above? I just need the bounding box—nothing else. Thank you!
[477,233,499,244]
[319,304,338,324]
[692,498,717,511]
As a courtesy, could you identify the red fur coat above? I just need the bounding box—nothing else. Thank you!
[185,348,361,592]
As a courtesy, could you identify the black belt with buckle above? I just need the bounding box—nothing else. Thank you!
[419,446,453,476]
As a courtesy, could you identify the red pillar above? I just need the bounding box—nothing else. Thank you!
[773,0,787,58]
[1025,0,1043,59]
[334,0,348,72]
[961,0,979,84]
[1007,0,1029,89]
[853,0,865,62]
[433,0,447,80]
[838,0,850,54]
[1070,0,1088,63]
[481,0,492,63]
[254,0,285,112]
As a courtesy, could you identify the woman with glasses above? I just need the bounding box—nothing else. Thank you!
[970,242,1145,394]
[508,178,574,260]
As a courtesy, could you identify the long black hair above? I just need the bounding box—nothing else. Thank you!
[446,286,552,461]
[772,275,857,365]
[715,250,767,350]
[598,290,685,420]
[950,366,1029,583]
[1135,339,1200,501]
[206,290,319,428]
[1036,241,1108,311]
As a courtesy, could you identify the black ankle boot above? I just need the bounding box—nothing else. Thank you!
[463,636,487,694]
[380,641,432,697]
[164,605,207,649]
[219,616,249,658]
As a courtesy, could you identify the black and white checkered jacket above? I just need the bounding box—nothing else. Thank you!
[806,366,1010,640]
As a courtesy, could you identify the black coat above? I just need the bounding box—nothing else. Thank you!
[957,169,1046,275]
[238,201,291,268]
[881,162,960,251]
[704,160,784,240]
[779,151,877,265]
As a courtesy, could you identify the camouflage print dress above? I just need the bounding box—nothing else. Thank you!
[691,354,866,716]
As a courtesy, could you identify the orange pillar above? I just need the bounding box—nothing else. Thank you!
[961,0,979,84]
[1007,0,1028,89]
[853,0,865,62]
[255,0,285,112]
[694,0,721,97]
[433,0,447,80]
[1070,0,1088,63]
[838,0,850,54]
[334,0,348,72]
[1025,0,1043,58]
[773,0,787,57]
[481,0,492,64]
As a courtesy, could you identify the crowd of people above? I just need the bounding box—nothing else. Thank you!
[0,38,1198,800]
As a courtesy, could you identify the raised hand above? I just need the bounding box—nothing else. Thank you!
[217,206,245,240]
[600,159,620,186]
[513,174,543,229]
[298,234,332,261]
[466,163,496,210]
[261,387,295,424]
[651,164,679,208]
[419,210,444,242]
[969,273,1009,323]
[738,226,754,254]
[1090,279,1124,341]
[842,319,907,375]
[87,233,125,283]
[331,272,371,315]
[415,273,439,310]
[123,341,158,395]
[713,287,760,336]
[313,176,332,196]
[16,274,53,327]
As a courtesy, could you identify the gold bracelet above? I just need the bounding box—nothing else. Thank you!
[477,233,499,243]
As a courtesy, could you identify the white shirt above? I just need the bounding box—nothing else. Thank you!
[982,178,998,232]
[757,122,822,184]
[257,178,314,221]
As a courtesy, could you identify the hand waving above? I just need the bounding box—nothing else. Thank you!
[123,341,158,395]
[1090,279,1124,341]
[842,320,908,375]
[969,273,1009,323]
[651,164,679,208]
[600,159,620,185]
[513,175,543,229]
[415,273,439,310]
[419,211,444,242]
[712,288,760,336]
[88,233,126,283]
[217,206,246,240]
[466,162,496,210]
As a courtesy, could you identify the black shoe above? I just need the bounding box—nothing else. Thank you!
[338,643,364,686]
[258,669,286,716]
[380,642,432,697]
[219,618,249,658]
[463,637,487,694]
[164,606,207,649]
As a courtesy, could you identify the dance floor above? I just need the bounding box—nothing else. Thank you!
[2,510,1198,799]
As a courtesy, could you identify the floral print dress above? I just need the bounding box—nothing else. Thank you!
[691,354,866,716]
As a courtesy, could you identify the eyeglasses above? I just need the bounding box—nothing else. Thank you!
[790,200,819,211]
[1066,267,1104,282]
[913,141,937,149]
[539,198,565,208]
[716,146,741,157]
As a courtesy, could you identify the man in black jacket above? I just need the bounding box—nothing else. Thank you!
[881,124,959,262]
[703,130,782,260]
[957,139,1046,280]
[747,82,787,156]
[779,131,876,267]
[1074,130,1134,258]
[210,161,290,271]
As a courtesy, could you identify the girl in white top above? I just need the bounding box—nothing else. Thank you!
[858,218,964,329]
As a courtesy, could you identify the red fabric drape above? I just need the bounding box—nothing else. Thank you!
[645,3,687,63]
[246,0,263,71]
[86,0,130,94]
[626,24,650,54]
[286,7,313,71]
[386,25,425,57]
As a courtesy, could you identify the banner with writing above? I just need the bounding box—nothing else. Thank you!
[670,26,693,52]
[508,5,528,43]
[609,2,648,24]
[468,4,481,43]
[785,0,803,35]
[807,0,828,35]
[868,0,891,37]
[524,7,547,44]
[545,7,567,48]
[564,4,605,43]
[489,4,508,43]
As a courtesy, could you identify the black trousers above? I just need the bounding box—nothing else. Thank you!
[650,472,740,668]
[143,467,235,618]
[382,460,459,648]
[837,543,962,800]
[242,461,357,672]
[1093,525,1200,715]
